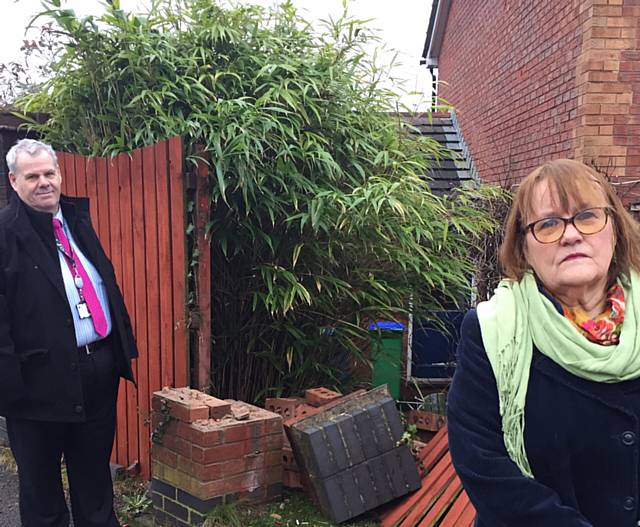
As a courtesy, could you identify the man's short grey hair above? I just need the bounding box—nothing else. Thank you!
[6,139,58,174]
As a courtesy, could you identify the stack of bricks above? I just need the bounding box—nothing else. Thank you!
[265,387,342,489]
[150,387,283,526]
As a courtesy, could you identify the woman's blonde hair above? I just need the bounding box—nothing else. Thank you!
[499,158,640,283]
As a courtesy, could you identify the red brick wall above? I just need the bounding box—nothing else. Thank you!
[437,0,640,197]
[574,2,640,204]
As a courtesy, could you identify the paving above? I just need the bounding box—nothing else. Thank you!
[0,464,20,527]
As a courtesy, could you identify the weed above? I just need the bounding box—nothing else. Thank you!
[204,502,244,527]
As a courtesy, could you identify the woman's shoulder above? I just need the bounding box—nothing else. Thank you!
[460,308,482,343]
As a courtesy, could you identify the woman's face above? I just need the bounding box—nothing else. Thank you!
[524,180,615,301]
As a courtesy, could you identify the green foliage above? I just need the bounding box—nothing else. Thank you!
[20,0,499,401]
[203,492,379,527]
[204,502,243,527]
[119,490,152,519]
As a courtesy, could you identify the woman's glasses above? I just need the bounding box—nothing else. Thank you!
[524,207,611,244]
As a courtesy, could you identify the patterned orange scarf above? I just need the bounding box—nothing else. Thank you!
[562,284,625,345]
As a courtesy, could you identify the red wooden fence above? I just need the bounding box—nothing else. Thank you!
[58,136,189,479]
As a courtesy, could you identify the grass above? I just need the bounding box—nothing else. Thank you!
[0,448,381,526]
[0,447,16,473]
[127,490,381,527]
[225,491,381,527]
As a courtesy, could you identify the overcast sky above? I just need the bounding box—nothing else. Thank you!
[2,0,433,110]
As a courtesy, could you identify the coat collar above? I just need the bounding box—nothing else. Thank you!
[6,194,91,302]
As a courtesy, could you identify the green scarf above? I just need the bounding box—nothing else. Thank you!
[477,270,640,478]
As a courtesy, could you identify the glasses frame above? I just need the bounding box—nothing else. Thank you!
[524,206,612,244]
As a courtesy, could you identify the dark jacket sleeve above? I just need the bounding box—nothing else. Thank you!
[0,271,26,405]
[447,309,593,527]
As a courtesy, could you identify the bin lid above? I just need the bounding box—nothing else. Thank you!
[368,321,405,331]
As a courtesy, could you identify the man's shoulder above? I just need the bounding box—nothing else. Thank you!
[0,200,19,227]
[60,195,91,221]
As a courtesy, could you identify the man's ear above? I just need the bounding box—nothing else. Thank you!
[8,172,17,192]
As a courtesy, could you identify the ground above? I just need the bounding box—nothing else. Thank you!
[0,447,381,527]
[0,464,19,527]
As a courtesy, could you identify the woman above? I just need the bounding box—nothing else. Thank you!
[448,159,640,527]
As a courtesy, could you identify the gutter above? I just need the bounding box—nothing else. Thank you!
[420,0,452,68]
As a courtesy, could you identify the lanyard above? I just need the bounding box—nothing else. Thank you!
[54,229,86,301]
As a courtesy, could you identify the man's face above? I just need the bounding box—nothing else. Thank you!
[9,150,62,214]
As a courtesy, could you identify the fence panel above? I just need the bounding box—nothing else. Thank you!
[60,137,188,478]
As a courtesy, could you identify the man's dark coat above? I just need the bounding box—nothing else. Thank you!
[448,309,640,527]
[0,194,137,421]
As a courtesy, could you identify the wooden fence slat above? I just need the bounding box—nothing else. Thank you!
[101,156,124,467]
[129,147,147,470]
[117,152,135,467]
[416,475,462,527]
[61,155,76,196]
[420,425,449,471]
[459,497,477,527]
[96,158,111,252]
[141,144,160,476]
[399,460,456,527]
[64,152,77,196]
[439,487,472,527]
[58,153,68,194]
[74,156,87,198]
[195,148,211,391]
[86,157,99,223]
[155,141,174,389]
[168,136,188,387]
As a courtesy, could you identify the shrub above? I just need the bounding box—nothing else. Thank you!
[21,0,498,401]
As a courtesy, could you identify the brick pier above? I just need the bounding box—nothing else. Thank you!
[150,387,283,526]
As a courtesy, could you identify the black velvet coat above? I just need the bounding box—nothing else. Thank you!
[448,308,640,527]
[0,194,137,421]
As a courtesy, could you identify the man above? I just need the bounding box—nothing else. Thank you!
[0,138,138,527]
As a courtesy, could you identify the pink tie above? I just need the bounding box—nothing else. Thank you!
[53,218,108,337]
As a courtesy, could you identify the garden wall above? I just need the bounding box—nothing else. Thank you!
[437,0,640,200]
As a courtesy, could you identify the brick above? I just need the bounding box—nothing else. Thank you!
[153,389,209,423]
[263,414,283,436]
[201,395,231,419]
[222,421,263,443]
[591,26,621,38]
[176,489,223,514]
[177,455,195,475]
[305,387,342,407]
[263,433,284,451]
[163,435,192,459]
[283,469,302,488]
[151,490,164,510]
[152,444,178,469]
[199,442,246,464]
[192,461,223,482]
[600,103,630,114]
[188,423,223,447]
[264,397,306,419]
[153,509,169,526]
[164,498,189,522]
[265,465,283,485]
[282,447,298,470]
[265,449,283,467]
[190,511,206,526]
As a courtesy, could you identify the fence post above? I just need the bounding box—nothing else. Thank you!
[195,148,212,391]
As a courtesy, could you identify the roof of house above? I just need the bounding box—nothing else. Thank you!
[421,0,452,68]
[402,111,477,195]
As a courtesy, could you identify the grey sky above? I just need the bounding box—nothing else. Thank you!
[2,0,433,109]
